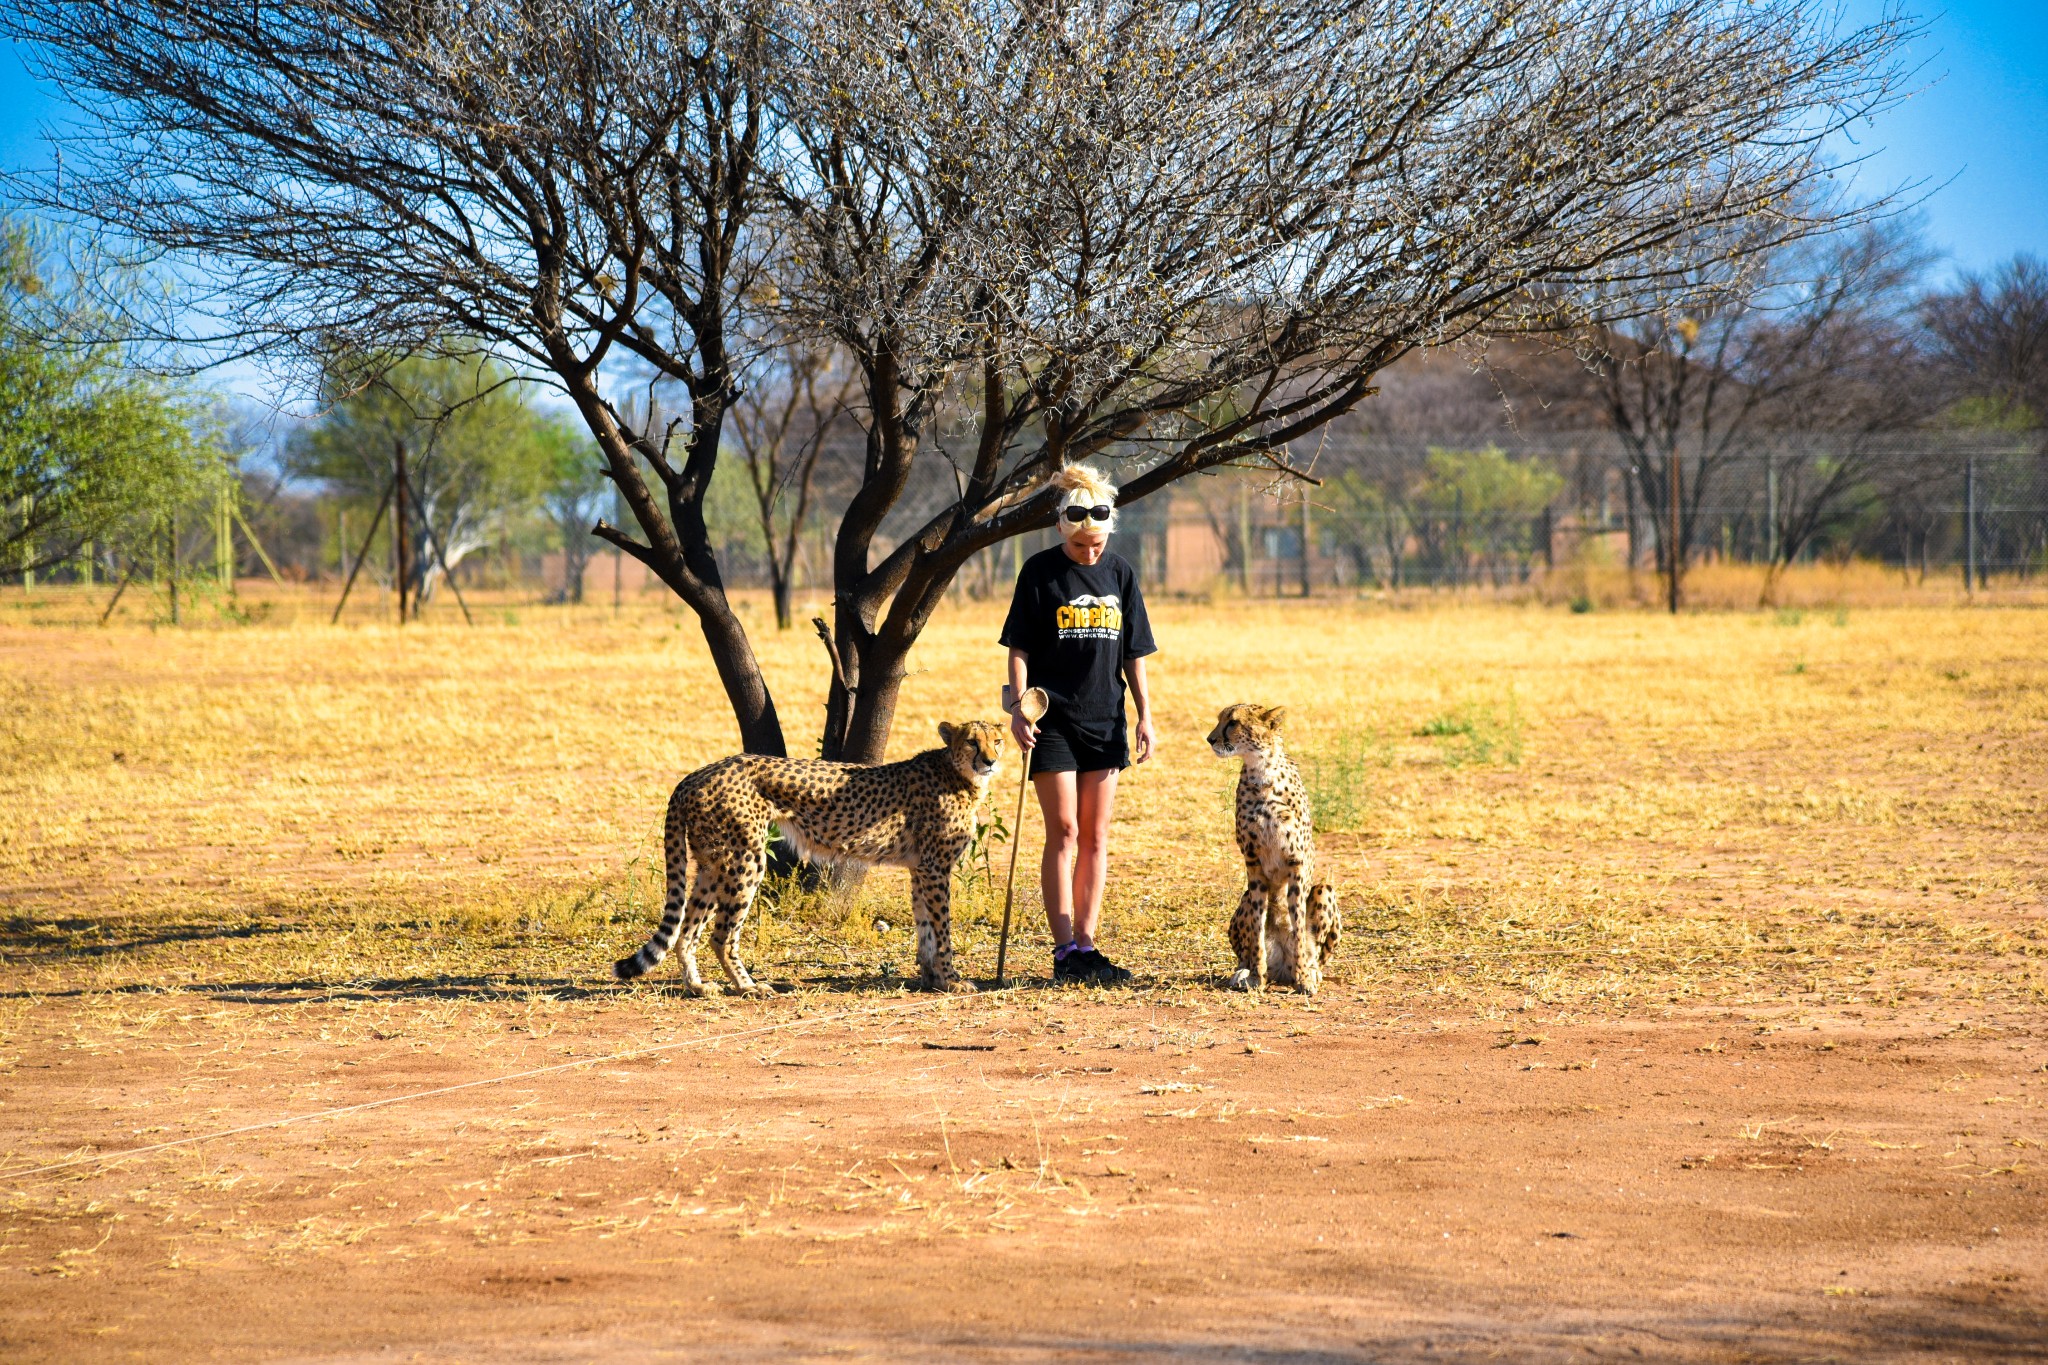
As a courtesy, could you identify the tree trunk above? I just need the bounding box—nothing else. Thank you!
[567,377,789,758]
[394,439,411,624]
[770,564,793,631]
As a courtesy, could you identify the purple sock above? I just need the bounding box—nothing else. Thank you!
[1054,940,1080,960]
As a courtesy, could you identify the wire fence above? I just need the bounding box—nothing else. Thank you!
[1089,429,2048,593]
[17,427,2043,604]
[652,427,2048,601]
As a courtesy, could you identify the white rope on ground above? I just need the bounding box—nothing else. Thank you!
[3,991,970,1184]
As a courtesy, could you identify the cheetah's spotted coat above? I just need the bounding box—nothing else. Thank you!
[614,721,1006,995]
[1208,703,1341,996]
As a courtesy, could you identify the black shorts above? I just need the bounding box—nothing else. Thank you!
[1029,717,1129,774]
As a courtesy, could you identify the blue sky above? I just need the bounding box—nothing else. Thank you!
[2,3,2042,276]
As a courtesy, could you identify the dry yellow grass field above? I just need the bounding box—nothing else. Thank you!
[5,582,2042,1009]
[1,581,2044,1361]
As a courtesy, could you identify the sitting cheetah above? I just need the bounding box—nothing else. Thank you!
[1207,703,1341,996]
[614,721,1007,996]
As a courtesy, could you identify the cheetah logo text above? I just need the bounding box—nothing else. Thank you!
[1055,593,1123,639]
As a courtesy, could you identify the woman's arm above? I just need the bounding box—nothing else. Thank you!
[1006,648,1035,750]
[1126,654,1155,763]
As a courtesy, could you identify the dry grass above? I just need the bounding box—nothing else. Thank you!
[2,579,2045,1328]
[2,573,2042,1031]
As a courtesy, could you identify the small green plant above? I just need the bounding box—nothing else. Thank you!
[1830,608,1850,628]
[1773,607,1805,628]
[1569,594,1593,614]
[958,808,1011,890]
[1416,697,1523,767]
[1298,729,1392,830]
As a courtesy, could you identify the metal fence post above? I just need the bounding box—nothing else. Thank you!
[1964,454,1977,593]
[1765,453,1778,565]
[1299,491,1312,597]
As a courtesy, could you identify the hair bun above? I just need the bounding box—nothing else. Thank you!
[1054,462,1117,503]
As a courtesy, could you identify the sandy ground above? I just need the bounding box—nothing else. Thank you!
[3,979,2042,1364]
[4,599,2044,1360]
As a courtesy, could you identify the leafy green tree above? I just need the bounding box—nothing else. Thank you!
[1409,447,1564,585]
[1321,471,1410,589]
[289,354,554,602]
[0,219,219,578]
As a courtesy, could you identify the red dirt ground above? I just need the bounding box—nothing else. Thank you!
[3,982,2042,1363]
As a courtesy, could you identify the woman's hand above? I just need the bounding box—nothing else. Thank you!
[1133,713,1156,764]
[1010,708,1037,752]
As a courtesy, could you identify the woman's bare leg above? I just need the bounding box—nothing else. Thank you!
[1070,768,1119,947]
[1034,770,1079,946]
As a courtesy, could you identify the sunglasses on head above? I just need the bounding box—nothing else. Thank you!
[1062,504,1114,524]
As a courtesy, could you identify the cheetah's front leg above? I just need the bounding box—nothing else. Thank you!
[1228,868,1268,992]
[1287,874,1321,997]
[911,867,978,993]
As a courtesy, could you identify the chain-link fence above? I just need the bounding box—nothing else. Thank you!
[691,427,2048,602]
[1077,430,2048,594]
[31,424,2037,603]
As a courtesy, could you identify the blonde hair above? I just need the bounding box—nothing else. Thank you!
[1052,463,1119,534]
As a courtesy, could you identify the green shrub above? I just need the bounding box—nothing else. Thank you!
[1298,728,1392,829]
[1416,697,1524,767]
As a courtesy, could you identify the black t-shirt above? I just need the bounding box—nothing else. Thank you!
[998,547,1156,741]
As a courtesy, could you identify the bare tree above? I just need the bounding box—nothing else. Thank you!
[10,0,1914,761]
[1547,215,1937,609]
[8,0,794,751]
[727,343,856,629]
[1921,254,2048,425]
[770,0,1915,759]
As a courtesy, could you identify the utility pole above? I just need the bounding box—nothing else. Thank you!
[393,438,411,623]
[1667,447,1682,614]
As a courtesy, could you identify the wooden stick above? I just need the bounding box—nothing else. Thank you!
[230,504,286,585]
[330,478,396,625]
[994,686,1048,989]
[97,556,138,626]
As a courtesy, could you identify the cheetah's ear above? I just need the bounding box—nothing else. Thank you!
[1261,706,1288,731]
[938,721,960,745]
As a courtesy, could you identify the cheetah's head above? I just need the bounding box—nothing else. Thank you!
[1207,703,1287,760]
[938,719,1007,786]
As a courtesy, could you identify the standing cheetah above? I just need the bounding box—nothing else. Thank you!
[1207,704,1341,996]
[614,721,1007,996]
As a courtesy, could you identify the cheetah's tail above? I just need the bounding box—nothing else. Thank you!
[1309,882,1341,959]
[615,787,692,983]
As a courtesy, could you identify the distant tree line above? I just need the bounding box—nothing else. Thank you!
[4,0,1922,756]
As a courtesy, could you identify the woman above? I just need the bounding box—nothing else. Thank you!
[999,464,1157,985]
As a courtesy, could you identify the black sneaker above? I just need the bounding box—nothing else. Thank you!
[1073,948,1134,987]
[1053,948,1094,983]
